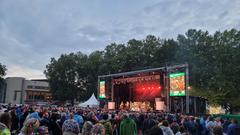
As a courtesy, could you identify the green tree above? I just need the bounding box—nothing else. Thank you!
[154,39,178,66]
[44,52,88,105]
[103,43,127,73]
[0,63,7,101]
[177,29,240,112]
[85,51,105,98]
[44,29,240,112]
[0,63,6,78]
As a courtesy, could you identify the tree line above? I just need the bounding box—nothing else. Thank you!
[43,29,240,111]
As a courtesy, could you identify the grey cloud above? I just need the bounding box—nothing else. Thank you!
[129,0,240,37]
[0,0,239,79]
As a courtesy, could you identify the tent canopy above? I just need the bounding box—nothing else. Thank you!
[79,93,99,107]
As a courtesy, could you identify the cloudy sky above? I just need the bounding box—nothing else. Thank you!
[0,0,240,79]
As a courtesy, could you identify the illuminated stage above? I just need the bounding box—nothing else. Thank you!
[98,64,207,114]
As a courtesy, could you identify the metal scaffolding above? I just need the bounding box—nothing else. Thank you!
[97,63,190,113]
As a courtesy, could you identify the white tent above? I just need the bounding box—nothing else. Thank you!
[79,93,99,107]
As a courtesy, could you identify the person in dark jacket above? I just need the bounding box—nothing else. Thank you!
[195,118,202,135]
[142,115,157,135]
[146,126,163,135]
[49,113,62,135]
[10,109,19,133]
[138,114,145,132]
[227,119,240,135]
[223,118,231,134]
[213,126,224,135]
[19,110,28,129]
[39,112,50,128]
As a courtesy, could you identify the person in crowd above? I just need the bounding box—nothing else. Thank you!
[179,126,188,135]
[195,118,202,135]
[146,125,163,135]
[86,111,98,125]
[4,104,240,135]
[73,110,84,133]
[26,111,40,121]
[110,113,118,135]
[38,126,49,135]
[170,119,179,135]
[65,111,70,120]
[222,118,231,134]
[19,109,29,130]
[82,121,93,135]
[49,112,62,135]
[159,120,174,135]
[142,115,158,135]
[215,117,222,127]
[39,110,50,128]
[213,126,224,135]
[200,116,207,135]
[206,116,215,135]
[120,113,137,135]
[99,113,113,135]
[115,112,124,135]
[62,113,80,135]
[227,119,240,135]
[19,118,40,135]
[10,108,19,134]
[182,116,196,135]
[0,112,11,135]
[59,112,67,128]
[138,113,145,133]
[91,123,105,135]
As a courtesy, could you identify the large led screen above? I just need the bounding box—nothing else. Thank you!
[169,72,185,96]
[99,81,106,98]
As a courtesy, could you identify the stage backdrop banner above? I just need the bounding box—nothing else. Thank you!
[133,80,161,101]
[108,102,115,110]
[156,101,165,111]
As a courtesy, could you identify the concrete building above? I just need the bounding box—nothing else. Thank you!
[3,77,51,104]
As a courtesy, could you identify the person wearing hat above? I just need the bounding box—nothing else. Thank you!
[18,118,40,135]
[99,113,113,135]
[38,126,49,135]
[91,123,105,135]
[82,121,93,135]
[62,113,80,135]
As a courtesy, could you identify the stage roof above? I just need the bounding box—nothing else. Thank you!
[98,64,187,78]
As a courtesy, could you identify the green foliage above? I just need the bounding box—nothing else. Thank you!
[0,63,6,91]
[45,29,240,110]
[44,52,89,104]
[0,63,6,77]
[180,29,240,111]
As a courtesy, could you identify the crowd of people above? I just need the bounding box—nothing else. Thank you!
[0,104,239,135]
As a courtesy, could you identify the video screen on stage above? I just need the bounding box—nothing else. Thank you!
[169,72,185,96]
[99,81,106,98]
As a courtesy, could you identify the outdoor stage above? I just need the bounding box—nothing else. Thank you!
[98,64,207,114]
